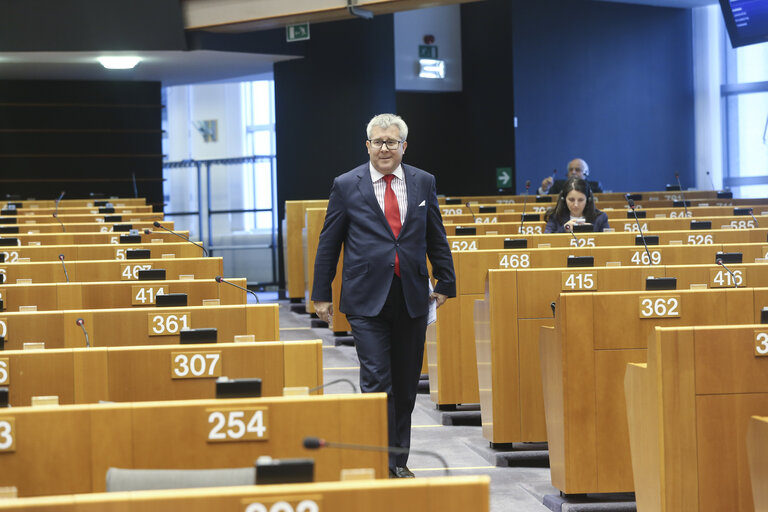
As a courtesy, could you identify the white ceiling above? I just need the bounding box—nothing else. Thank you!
[0,50,298,87]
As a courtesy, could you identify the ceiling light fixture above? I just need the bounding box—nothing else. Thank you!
[97,56,142,70]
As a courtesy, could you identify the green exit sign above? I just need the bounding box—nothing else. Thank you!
[286,23,310,42]
[419,45,438,59]
[496,167,512,189]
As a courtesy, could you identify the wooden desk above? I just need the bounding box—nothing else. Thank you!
[0,256,222,284]
[539,288,768,495]
[3,205,152,215]
[0,230,189,247]
[0,242,203,263]
[1,198,147,209]
[447,227,768,251]
[430,242,764,408]
[0,394,388,496]
[7,212,163,224]
[284,199,328,301]
[0,278,248,311]
[0,340,322,406]
[0,476,490,511]
[0,303,279,350]
[626,326,768,511]
[748,416,768,512]
[476,262,768,445]
[0,220,175,235]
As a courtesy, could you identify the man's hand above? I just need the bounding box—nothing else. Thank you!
[314,301,333,325]
[430,292,448,309]
[541,177,553,192]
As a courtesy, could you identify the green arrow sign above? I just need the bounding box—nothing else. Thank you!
[496,167,512,189]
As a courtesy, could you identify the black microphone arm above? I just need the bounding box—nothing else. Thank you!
[626,195,654,266]
[706,171,716,191]
[76,318,91,348]
[717,259,740,288]
[215,276,259,304]
[52,191,67,232]
[566,223,579,243]
[308,378,358,394]
[465,202,476,222]
[749,208,760,228]
[58,254,70,283]
[675,172,690,217]
[519,180,531,233]
[302,437,449,476]
[151,221,208,257]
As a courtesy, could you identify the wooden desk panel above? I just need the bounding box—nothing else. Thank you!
[0,220,174,235]
[626,327,768,511]
[541,290,768,495]
[0,257,222,284]
[2,341,322,407]
[0,304,278,350]
[748,416,768,512]
[0,242,200,263]
[1,198,147,209]
[0,476,490,512]
[0,230,187,247]
[0,395,388,497]
[284,199,327,300]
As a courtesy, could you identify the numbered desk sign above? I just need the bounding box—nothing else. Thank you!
[0,417,15,452]
[755,330,768,357]
[242,497,321,512]
[710,267,744,288]
[207,407,268,443]
[132,285,167,306]
[631,249,661,266]
[0,317,7,341]
[450,239,477,251]
[121,263,153,280]
[0,358,8,385]
[639,295,681,318]
[498,252,530,269]
[561,271,597,291]
[148,312,191,336]
[171,351,222,379]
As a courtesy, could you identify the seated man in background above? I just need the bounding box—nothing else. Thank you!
[538,158,603,195]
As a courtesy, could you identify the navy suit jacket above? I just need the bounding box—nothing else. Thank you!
[311,163,456,318]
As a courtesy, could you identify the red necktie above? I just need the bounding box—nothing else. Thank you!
[383,174,401,276]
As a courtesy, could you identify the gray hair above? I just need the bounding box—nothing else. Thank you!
[366,113,408,141]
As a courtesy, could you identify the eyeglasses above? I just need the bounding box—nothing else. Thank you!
[368,139,404,150]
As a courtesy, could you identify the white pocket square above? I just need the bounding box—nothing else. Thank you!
[418,200,426,207]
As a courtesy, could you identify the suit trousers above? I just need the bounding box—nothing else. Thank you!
[346,275,427,469]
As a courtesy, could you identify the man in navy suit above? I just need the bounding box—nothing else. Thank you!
[312,113,456,478]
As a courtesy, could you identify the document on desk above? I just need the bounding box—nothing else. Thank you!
[428,280,437,325]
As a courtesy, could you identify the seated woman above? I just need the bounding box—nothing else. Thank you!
[544,177,610,233]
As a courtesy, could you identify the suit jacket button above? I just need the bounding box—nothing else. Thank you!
[395,243,399,247]
[390,263,394,267]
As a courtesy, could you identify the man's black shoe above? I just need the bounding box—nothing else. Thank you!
[389,466,415,478]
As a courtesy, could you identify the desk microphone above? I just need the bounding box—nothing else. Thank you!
[748,208,760,227]
[675,172,690,217]
[706,171,716,191]
[308,378,358,394]
[519,180,531,233]
[465,202,476,223]
[215,276,259,304]
[626,195,654,266]
[76,318,91,348]
[52,191,66,233]
[717,258,739,288]
[565,223,579,243]
[302,437,449,476]
[151,221,208,257]
[58,254,70,283]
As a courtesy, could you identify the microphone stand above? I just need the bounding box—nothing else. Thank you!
[627,195,653,266]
